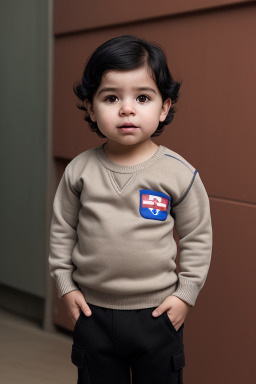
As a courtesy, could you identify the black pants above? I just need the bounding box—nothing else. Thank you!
[71,303,185,384]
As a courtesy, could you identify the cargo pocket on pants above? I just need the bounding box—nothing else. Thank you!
[71,344,86,369]
[169,347,186,384]
[71,344,92,384]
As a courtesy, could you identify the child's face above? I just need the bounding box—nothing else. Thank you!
[84,65,171,148]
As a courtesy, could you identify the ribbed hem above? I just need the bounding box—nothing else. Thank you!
[55,272,80,299]
[95,143,166,174]
[78,284,178,310]
[171,276,201,306]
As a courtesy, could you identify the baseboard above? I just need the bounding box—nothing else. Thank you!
[0,283,44,324]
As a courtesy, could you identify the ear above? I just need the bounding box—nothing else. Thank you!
[159,98,172,122]
[84,99,96,122]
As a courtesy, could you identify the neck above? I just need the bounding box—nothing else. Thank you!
[103,140,159,166]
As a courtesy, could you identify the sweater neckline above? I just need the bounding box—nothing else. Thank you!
[96,143,166,173]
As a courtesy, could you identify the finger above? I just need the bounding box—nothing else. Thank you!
[152,305,169,317]
[78,302,92,317]
[152,296,175,317]
[152,307,161,317]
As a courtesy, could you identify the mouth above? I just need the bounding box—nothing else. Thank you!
[118,123,138,128]
[118,123,138,132]
[118,126,138,133]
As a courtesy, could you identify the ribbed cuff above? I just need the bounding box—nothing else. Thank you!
[55,271,80,298]
[171,276,201,306]
[79,284,177,310]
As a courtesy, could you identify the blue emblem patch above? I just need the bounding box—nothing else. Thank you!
[139,189,171,221]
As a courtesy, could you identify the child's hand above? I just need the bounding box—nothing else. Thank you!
[152,295,191,331]
[62,290,92,327]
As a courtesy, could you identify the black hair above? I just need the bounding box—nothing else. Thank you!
[73,35,182,138]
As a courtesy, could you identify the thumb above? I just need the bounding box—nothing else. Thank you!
[77,300,92,317]
[152,304,167,317]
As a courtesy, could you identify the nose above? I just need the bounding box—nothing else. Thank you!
[119,101,135,116]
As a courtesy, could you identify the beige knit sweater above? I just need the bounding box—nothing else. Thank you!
[48,143,212,309]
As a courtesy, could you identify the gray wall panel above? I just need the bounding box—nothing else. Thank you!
[0,0,49,298]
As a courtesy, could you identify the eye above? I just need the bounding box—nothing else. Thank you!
[105,95,118,103]
[137,94,150,103]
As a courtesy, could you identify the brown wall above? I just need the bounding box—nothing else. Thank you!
[52,1,256,382]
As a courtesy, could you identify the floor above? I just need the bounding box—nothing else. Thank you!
[0,308,77,384]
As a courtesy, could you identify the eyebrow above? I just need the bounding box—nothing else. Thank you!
[97,87,157,96]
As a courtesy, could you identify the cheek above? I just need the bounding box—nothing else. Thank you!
[94,106,111,121]
[98,112,114,126]
[142,106,162,123]
[94,109,115,131]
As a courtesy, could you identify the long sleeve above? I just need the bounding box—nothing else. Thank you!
[48,166,82,298]
[171,171,213,306]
